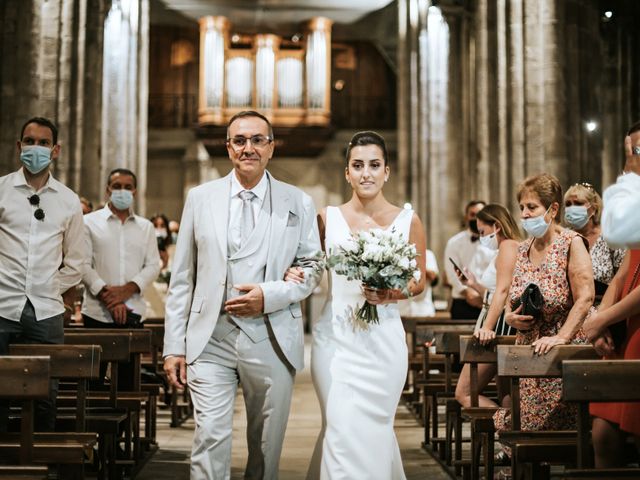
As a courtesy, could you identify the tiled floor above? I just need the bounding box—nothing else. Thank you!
[138,338,450,479]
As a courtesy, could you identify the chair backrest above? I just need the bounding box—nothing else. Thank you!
[63,332,131,362]
[433,327,476,355]
[0,356,50,400]
[9,344,101,380]
[497,345,598,430]
[459,335,517,364]
[458,335,516,407]
[562,360,640,402]
[65,328,151,353]
[562,359,640,469]
[497,344,598,378]
[9,345,102,432]
[0,356,51,464]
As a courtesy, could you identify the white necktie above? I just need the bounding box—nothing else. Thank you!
[239,190,256,244]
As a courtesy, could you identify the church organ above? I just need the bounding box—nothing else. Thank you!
[198,16,332,127]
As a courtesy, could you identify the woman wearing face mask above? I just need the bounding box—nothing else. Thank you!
[492,173,594,462]
[564,183,625,299]
[454,204,523,408]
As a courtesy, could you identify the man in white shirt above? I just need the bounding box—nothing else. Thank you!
[0,117,87,431]
[443,200,494,320]
[602,123,640,249]
[82,168,160,389]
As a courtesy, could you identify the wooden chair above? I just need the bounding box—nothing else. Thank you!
[496,344,599,480]
[457,335,516,480]
[62,332,132,479]
[561,359,640,478]
[0,356,50,466]
[420,326,473,464]
[9,344,101,432]
[0,352,96,473]
[0,466,48,479]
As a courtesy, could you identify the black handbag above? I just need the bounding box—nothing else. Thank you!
[512,283,544,319]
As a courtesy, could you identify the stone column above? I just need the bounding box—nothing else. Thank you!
[101,0,149,213]
[396,0,410,204]
[0,0,110,203]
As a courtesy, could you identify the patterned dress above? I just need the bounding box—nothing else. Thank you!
[494,229,587,434]
[590,235,625,285]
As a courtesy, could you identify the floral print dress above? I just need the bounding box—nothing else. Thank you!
[494,229,587,433]
[590,234,625,285]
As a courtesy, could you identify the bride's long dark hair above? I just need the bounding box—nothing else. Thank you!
[345,131,388,165]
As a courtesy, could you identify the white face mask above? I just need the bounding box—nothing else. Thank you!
[110,189,133,210]
[479,231,499,251]
[565,205,591,230]
[522,206,552,238]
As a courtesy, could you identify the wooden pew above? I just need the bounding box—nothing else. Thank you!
[0,356,50,465]
[420,326,474,464]
[0,466,48,479]
[458,335,516,480]
[62,332,132,479]
[9,344,101,432]
[561,359,640,478]
[0,356,96,479]
[416,322,475,450]
[496,344,599,480]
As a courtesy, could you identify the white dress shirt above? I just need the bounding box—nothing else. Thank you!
[229,170,268,249]
[0,168,87,321]
[602,172,640,249]
[443,230,494,299]
[82,205,161,323]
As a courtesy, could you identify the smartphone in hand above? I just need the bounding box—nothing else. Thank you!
[448,257,468,282]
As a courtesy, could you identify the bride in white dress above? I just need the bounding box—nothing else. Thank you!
[287,132,427,479]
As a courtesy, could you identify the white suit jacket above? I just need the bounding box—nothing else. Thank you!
[163,171,322,370]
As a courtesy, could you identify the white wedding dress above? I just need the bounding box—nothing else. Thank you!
[306,206,410,480]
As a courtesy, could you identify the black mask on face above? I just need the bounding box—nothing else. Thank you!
[468,219,479,234]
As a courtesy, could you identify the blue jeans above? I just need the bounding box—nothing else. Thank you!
[0,299,64,432]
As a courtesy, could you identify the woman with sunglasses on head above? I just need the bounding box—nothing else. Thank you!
[453,204,523,409]
[564,183,625,300]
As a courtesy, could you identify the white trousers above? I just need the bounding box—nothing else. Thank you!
[187,326,295,480]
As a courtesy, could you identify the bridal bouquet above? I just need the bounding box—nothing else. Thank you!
[328,228,421,326]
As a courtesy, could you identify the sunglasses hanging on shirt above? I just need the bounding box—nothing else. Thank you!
[28,194,45,221]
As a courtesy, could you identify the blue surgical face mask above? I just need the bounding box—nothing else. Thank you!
[479,231,499,251]
[522,206,552,238]
[110,189,134,210]
[20,145,52,174]
[564,205,590,230]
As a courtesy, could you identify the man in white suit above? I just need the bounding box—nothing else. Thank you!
[163,111,322,479]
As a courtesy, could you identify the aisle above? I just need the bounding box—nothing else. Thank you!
[138,337,449,479]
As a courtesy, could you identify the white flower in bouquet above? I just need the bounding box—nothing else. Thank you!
[327,227,421,326]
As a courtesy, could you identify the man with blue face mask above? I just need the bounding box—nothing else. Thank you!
[81,168,160,389]
[0,117,87,432]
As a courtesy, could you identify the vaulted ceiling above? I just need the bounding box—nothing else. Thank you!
[156,0,395,27]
